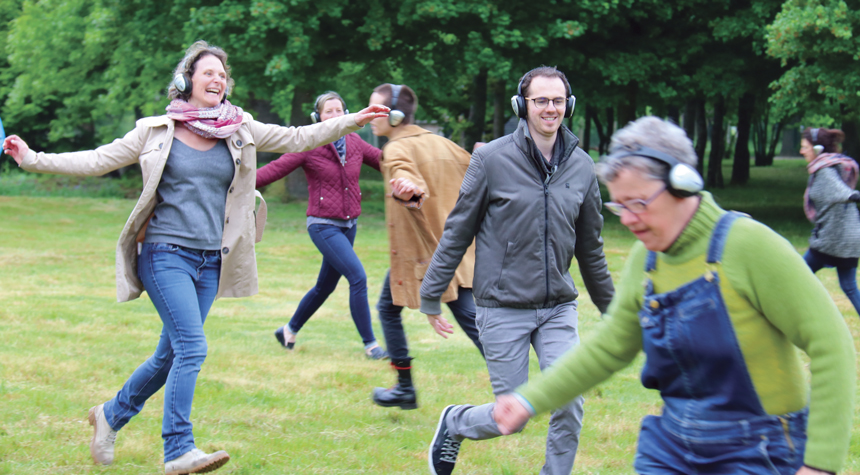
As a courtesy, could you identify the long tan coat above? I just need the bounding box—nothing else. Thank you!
[381,125,475,309]
[21,112,361,302]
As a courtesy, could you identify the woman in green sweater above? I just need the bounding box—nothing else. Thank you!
[492,117,855,474]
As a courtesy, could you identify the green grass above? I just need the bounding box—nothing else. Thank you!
[0,158,859,474]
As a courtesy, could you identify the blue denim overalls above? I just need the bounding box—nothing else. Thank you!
[633,212,808,475]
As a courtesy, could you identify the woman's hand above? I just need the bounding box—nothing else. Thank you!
[3,135,30,165]
[389,177,423,201]
[493,394,532,435]
[354,104,390,127]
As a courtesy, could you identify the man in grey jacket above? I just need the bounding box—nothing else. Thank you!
[421,67,614,475]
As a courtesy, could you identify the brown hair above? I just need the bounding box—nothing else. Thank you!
[168,40,234,101]
[802,127,845,154]
[519,66,571,97]
[314,91,347,113]
[372,84,417,125]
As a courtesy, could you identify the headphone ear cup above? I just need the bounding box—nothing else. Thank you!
[510,95,527,119]
[345,109,349,115]
[173,73,192,94]
[310,112,320,124]
[565,95,576,119]
[813,144,825,156]
[666,164,704,197]
[389,110,405,127]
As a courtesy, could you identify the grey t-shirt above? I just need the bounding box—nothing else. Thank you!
[144,139,234,250]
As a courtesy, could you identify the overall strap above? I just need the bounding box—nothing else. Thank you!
[706,212,745,264]
[645,250,658,272]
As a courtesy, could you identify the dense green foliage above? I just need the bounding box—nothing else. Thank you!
[0,0,857,176]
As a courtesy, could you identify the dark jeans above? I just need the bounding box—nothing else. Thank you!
[804,248,860,316]
[103,243,220,462]
[376,270,484,361]
[288,224,376,346]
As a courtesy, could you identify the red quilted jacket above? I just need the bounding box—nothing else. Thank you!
[256,133,381,219]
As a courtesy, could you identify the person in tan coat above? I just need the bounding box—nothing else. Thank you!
[3,41,389,475]
[366,84,484,411]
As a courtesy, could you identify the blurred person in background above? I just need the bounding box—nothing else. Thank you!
[800,127,860,316]
[3,41,388,474]
[257,91,389,360]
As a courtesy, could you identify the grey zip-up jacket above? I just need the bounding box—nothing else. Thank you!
[808,163,860,258]
[420,119,614,313]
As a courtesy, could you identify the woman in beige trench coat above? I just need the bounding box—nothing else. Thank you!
[3,40,388,474]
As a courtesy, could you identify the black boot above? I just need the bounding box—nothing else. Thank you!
[372,358,418,410]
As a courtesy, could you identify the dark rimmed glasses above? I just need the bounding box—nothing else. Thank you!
[604,186,667,216]
[525,97,567,109]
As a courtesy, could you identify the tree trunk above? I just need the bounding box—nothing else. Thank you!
[617,81,638,127]
[601,107,615,155]
[492,78,506,139]
[694,98,707,176]
[683,99,696,143]
[591,105,607,156]
[583,104,592,154]
[841,106,860,160]
[707,95,726,188]
[667,104,680,125]
[732,92,753,185]
[465,68,488,152]
[284,86,314,201]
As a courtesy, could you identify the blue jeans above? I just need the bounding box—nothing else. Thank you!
[804,248,860,316]
[376,270,484,361]
[103,243,220,462]
[287,224,376,346]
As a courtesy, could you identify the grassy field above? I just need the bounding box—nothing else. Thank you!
[0,159,858,474]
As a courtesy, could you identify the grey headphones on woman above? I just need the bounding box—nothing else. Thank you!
[172,58,230,103]
[606,145,704,198]
[310,92,349,124]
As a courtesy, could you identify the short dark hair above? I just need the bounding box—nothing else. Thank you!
[519,66,570,98]
[372,84,417,125]
[802,127,846,154]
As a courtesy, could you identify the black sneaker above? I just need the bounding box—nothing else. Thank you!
[429,405,461,475]
[274,325,295,350]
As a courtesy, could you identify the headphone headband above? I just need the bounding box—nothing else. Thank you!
[387,84,406,127]
[811,127,819,143]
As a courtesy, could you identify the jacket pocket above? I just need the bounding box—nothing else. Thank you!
[497,241,515,290]
[414,260,430,280]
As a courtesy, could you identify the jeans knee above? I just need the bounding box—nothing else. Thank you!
[178,339,208,366]
[348,271,367,292]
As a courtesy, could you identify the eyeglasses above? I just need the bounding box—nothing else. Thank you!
[525,97,567,109]
[604,186,667,216]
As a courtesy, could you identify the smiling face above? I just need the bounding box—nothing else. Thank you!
[606,167,691,252]
[188,54,227,109]
[319,98,346,122]
[368,91,394,137]
[525,76,567,140]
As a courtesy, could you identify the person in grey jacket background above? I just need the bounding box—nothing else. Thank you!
[800,126,860,315]
[421,66,614,475]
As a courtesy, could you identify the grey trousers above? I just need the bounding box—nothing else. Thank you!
[446,302,584,475]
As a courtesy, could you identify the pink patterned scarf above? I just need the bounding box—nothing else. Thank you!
[166,99,244,139]
[804,153,859,222]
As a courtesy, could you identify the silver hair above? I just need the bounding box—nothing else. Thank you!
[167,40,234,101]
[595,116,697,183]
[314,91,346,113]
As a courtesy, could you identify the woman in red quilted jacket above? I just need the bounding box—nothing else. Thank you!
[256,91,388,359]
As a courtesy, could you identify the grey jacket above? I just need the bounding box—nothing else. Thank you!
[420,119,614,313]
[808,165,860,258]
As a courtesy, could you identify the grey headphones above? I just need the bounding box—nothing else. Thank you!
[510,70,576,119]
[809,128,825,155]
[388,84,406,127]
[606,146,704,198]
[310,92,349,124]
[172,55,230,103]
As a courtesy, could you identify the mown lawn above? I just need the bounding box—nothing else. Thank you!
[0,159,858,474]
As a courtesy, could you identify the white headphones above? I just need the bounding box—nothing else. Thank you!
[606,146,703,198]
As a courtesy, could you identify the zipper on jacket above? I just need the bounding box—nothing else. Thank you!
[543,165,557,306]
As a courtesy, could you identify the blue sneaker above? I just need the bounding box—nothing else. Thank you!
[429,405,461,475]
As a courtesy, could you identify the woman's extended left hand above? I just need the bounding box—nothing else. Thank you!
[354,104,390,127]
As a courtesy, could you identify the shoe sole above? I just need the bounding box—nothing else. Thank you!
[428,405,455,475]
[88,405,111,466]
[165,452,230,475]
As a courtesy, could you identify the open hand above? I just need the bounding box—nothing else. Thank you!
[426,314,454,338]
[3,135,30,165]
[493,394,531,435]
[354,104,391,127]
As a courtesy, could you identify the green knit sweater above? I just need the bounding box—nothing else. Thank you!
[518,192,856,473]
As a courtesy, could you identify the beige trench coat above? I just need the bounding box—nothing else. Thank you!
[381,125,476,309]
[21,112,361,302]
